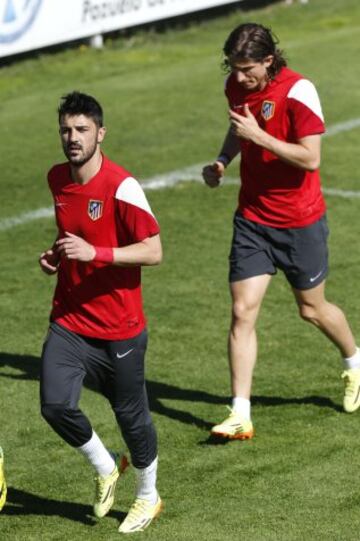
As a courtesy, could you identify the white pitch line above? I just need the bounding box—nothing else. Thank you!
[0,207,55,231]
[1,116,360,232]
[321,187,360,199]
[146,171,360,199]
[324,118,360,137]
[141,164,205,190]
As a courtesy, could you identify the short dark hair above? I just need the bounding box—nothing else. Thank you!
[58,91,104,127]
[223,23,287,78]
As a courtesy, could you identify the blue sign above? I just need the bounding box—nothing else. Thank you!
[0,0,42,43]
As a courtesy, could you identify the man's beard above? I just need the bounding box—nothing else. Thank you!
[63,140,98,167]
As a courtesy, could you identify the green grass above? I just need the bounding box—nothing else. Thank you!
[1,0,360,539]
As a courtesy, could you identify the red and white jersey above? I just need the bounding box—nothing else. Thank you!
[48,154,160,340]
[225,67,326,227]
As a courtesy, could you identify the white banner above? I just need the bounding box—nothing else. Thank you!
[0,0,240,58]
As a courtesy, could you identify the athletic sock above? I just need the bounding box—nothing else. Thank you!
[231,397,251,420]
[134,456,158,504]
[343,347,360,370]
[77,430,115,476]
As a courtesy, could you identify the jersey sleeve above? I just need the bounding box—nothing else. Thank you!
[287,79,325,139]
[115,177,160,242]
[47,166,57,195]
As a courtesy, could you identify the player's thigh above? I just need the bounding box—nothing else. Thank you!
[230,274,272,320]
[229,212,276,283]
[281,216,329,290]
[83,338,115,399]
[292,279,326,309]
[40,322,86,407]
[106,330,148,405]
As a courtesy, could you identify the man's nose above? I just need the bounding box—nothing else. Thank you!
[68,130,78,142]
[235,70,246,83]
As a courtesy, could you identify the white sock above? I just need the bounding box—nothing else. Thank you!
[343,347,360,370]
[134,456,158,504]
[232,397,251,420]
[77,430,115,476]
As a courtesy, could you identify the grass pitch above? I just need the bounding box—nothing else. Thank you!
[1,0,360,539]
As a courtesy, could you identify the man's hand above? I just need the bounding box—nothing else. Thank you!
[56,232,96,262]
[202,161,225,188]
[39,249,60,275]
[229,104,262,142]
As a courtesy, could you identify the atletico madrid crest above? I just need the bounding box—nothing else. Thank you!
[261,101,275,121]
[88,200,103,221]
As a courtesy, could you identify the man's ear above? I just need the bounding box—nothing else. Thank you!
[263,55,274,69]
[98,126,106,143]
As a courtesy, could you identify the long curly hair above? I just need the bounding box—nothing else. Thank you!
[222,23,287,79]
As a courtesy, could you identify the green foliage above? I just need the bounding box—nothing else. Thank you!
[1,0,360,539]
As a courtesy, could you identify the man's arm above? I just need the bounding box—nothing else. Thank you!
[202,127,240,188]
[56,232,162,266]
[229,105,321,171]
[39,239,60,274]
[113,234,162,266]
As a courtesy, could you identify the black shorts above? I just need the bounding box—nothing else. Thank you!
[229,212,329,290]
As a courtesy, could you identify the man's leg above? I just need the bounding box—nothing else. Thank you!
[106,330,162,533]
[293,281,356,356]
[40,323,121,517]
[229,275,273,398]
[41,323,94,447]
[211,274,271,439]
[292,281,360,412]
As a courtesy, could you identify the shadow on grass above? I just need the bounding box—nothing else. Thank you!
[2,486,126,525]
[252,394,342,412]
[0,352,224,430]
[147,380,225,430]
[0,352,39,380]
[0,352,342,436]
[201,394,342,445]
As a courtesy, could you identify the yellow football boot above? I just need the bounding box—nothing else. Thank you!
[118,496,163,534]
[94,453,129,518]
[211,407,254,440]
[0,447,7,511]
[342,368,360,413]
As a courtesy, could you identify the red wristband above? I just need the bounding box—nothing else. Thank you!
[93,246,114,263]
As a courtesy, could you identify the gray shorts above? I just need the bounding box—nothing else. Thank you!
[229,212,329,290]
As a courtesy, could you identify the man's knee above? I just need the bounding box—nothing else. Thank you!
[41,403,92,446]
[298,302,320,325]
[231,299,258,329]
[114,402,152,431]
[41,403,67,425]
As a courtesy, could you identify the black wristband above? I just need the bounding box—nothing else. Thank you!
[216,153,231,168]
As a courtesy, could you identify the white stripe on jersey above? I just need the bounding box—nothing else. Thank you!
[287,79,324,122]
[115,176,154,216]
